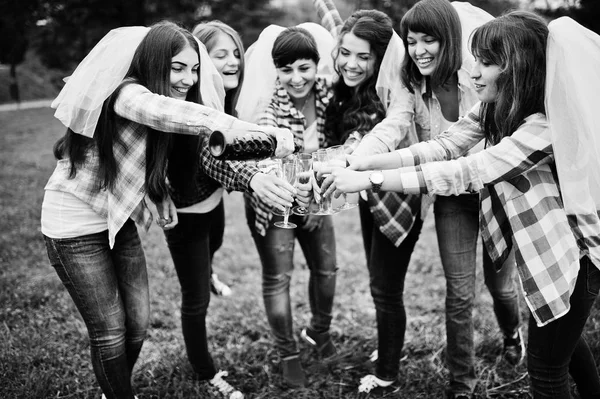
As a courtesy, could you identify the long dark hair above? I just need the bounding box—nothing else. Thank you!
[53,21,202,204]
[324,9,393,144]
[399,0,462,93]
[470,11,548,145]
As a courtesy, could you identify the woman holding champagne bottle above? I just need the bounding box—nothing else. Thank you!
[238,25,340,387]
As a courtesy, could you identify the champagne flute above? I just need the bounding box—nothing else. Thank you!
[312,149,337,215]
[326,145,358,211]
[274,157,298,229]
[292,153,313,216]
[257,158,286,216]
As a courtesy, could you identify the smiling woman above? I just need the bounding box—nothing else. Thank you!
[336,32,376,88]
[41,20,295,399]
[169,46,199,100]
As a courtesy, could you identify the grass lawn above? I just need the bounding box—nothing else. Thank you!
[1,107,598,398]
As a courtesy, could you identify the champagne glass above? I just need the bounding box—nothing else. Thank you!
[292,153,313,216]
[257,159,286,216]
[326,145,358,211]
[274,157,298,229]
[311,149,337,215]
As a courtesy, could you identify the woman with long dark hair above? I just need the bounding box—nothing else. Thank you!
[322,11,600,398]
[315,1,428,394]
[41,21,294,398]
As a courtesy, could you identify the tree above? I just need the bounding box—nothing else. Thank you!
[533,0,600,34]
[0,0,42,100]
[29,0,281,73]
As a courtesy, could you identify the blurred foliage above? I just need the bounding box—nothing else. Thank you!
[1,0,599,101]
[533,0,600,34]
[30,0,283,72]
[0,0,41,71]
[355,0,518,27]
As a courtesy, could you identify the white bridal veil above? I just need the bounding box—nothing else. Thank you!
[52,26,225,137]
[546,17,600,215]
[235,22,336,123]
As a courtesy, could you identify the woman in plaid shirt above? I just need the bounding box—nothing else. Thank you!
[41,22,294,399]
[318,5,429,394]
[323,11,600,398]
[397,1,522,397]
[240,26,339,388]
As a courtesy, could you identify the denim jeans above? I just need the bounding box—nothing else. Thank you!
[43,219,149,399]
[434,194,520,395]
[245,201,337,358]
[359,198,423,381]
[527,256,600,398]
[163,201,224,380]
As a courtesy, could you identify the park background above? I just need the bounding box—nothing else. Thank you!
[1,0,599,398]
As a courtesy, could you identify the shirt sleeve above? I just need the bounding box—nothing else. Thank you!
[198,141,259,193]
[113,82,238,136]
[399,114,553,196]
[353,83,427,156]
[395,102,486,167]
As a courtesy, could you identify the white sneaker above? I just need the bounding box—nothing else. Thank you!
[211,274,232,297]
[358,374,394,394]
[210,370,244,399]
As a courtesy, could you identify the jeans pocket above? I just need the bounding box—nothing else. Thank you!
[586,259,600,296]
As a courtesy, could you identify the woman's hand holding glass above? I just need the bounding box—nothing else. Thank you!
[319,164,371,199]
[292,153,313,216]
[249,166,296,212]
[326,145,358,211]
[311,149,337,215]
[274,156,298,229]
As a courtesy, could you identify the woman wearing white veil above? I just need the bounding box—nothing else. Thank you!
[348,1,523,397]
[236,22,341,388]
[42,21,294,398]
[314,0,431,395]
[322,11,600,398]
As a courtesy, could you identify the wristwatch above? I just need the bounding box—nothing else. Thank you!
[369,171,384,193]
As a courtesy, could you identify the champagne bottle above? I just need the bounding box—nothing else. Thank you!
[209,128,299,160]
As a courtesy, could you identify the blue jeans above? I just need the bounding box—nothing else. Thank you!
[359,198,423,381]
[434,194,520,394]
[245,201,337,358]
[163,201,224,379]
[527,256,600,398]
[43,219,149,399]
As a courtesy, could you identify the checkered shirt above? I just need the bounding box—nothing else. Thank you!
[45,80,244,248]
[169,137,259,208]
[313,0,424,246]
[394,105,600,326]
[245,77,334,236]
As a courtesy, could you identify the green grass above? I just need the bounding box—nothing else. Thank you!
[0,107,598,398]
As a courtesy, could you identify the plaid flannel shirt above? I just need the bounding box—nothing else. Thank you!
[314,0,424,246]
[45,80,250,248]
[394,104,600,326]
[169,137,259,208]
[246,77,333,236]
